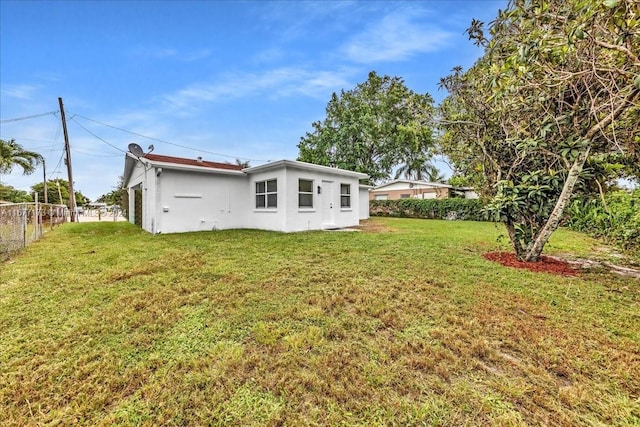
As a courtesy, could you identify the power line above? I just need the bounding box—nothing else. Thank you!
[72,113,268,163]
[68,116,127,154]
[0,111,57,124]
[74,149,122,158]
[51,150,65,177]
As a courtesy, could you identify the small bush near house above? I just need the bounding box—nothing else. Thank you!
[370,198,487,221]
[566,189,640,253]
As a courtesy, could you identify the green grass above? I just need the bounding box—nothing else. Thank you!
[1,218,638,426]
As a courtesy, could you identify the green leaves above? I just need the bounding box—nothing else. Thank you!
[439,0,640,261]
[0,138,41,176]
[298,72,435,183]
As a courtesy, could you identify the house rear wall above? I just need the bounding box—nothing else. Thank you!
[156,169,249,233]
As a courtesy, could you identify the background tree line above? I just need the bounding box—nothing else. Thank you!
[1,138,91,205]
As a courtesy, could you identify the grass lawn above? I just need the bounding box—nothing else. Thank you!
[1,218,638,426]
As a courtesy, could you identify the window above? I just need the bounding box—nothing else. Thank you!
[298,179,313,208]
[400,194,411,199]
[340,183,351,208]
[256,179,277,208]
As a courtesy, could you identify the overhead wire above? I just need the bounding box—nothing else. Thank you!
[0,111,58,124]
[68,115,127,154]
[74,149,123,158]
[72,113,268,163]
[51,150,66,178]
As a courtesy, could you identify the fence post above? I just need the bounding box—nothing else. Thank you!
[35,193,40,240]
[22,205,27,248]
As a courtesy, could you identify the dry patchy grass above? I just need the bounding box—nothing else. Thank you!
[1,218,638,426]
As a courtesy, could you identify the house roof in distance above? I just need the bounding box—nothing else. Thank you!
[142,153,243,171]
[372,179,452,190]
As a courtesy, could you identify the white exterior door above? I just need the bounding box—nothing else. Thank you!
[322,180,335,226]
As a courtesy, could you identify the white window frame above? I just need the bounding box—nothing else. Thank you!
[340,183,351,209]
[298,178,314,209]
[255,179,277,209]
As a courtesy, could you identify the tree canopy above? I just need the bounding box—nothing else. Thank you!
[0,183,32,203]
[298,71,437,183]
[439,0,639,261]
[95,175,128,215]
[31,179,90,206]
[0,139,41,176]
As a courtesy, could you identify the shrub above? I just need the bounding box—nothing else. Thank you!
[565,189,640,252]
[370,198,488,221]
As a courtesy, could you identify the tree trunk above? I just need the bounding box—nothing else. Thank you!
[505,220,526,259]
[520,88,638,262]
[523,147,591,262]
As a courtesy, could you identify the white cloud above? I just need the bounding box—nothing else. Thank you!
[161,66,356,109]
[341,8,453,63]
[254,1,358,41]
[1,84,40,100]
[132,46,212,62]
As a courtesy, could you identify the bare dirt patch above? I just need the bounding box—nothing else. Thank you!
[351,219,396,233]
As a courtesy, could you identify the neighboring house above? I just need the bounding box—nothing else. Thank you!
[369,179,478,200]
[123,152,369,234]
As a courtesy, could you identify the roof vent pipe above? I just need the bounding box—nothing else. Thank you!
[197,156,203,163]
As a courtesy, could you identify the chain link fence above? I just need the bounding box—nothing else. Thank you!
[0,203,68,261]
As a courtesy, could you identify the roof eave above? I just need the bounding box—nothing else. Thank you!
[148,160,246,175]
[244,160,369,179]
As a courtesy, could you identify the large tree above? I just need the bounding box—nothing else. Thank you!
[439,0,639,261]
[31,179,89,206]
[0,183,32,203]
[298,71,436,183]
[0,139,41,176]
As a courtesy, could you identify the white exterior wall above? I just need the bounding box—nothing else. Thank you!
[417,192,438,199]
[127,161,144,225]
[359,186,370,220]
[465,191,479,199]
[125,156,367,234]
[283,168,361,232]
[126,160,157,232]
[155,169,248,233]
[245,168,288,232]
[246,166,362,232]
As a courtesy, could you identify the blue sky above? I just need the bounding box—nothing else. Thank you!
[1,0,506,201]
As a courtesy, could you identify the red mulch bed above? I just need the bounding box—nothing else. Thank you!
[483,251,579,276]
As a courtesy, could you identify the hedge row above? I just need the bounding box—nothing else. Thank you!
[565,189,640,252]
[370,198,488,221]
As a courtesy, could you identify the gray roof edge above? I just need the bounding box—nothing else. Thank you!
[244,160,369,179]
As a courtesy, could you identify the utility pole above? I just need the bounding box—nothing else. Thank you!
[42,158,48,203]
[58,97,77,222]
[56,181,63,205]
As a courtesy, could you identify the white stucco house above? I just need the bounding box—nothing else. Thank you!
[122,152,370,234]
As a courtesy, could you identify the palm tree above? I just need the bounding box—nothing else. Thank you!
[235,158,250,168]
[424,168,446,183]
[394,152,442,182]
[0,139,41,176]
